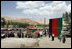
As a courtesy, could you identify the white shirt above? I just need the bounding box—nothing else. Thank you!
[46,30,47,32]
[39,31,43,35]
[61,30,65,34]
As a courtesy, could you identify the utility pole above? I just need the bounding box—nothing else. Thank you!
[6,20,8,28]
[44,18,46,28]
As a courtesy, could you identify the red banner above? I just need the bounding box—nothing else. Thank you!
[52,18,57,37]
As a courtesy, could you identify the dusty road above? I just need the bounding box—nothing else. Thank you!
[1,36,71,48]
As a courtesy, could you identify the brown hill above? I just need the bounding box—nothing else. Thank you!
[2,16,40,25]
[12,18,40,25]
[1,16,66,25]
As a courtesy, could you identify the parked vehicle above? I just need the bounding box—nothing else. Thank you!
[1,33,6,38]
[62,28,71,37]
[1,28,8,38]
[65,30,71,37]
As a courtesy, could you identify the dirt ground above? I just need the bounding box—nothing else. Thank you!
[1,36,71,48]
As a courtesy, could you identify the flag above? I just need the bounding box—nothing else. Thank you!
[49,19,52,36]
[49,18,62,37]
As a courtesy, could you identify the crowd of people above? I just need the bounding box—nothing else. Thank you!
[1,29,47,38]
[24,29,48,38]
[1,28,66,43]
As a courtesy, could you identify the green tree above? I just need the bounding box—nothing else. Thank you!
[18,23,30,28]
[63,12,71,30]
[1,18,6,28]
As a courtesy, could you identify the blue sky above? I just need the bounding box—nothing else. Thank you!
[1,1,71,20]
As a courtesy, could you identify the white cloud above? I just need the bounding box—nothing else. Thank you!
[16,1,45,9]
[51,1,64,6]
[66,4,71,12]
[16,1,71,19]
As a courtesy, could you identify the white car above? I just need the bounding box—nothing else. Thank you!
[1,33,6,38]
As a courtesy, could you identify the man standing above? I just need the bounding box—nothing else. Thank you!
[63,35,66,43]
[49,32,51,38]
[52,34,54,41]
[39,29,43,37]
[44,29,46,36]
[61,29,66,43]
[17,29,24,38]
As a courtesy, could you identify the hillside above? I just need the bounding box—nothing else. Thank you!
[2,16,66,25]
[2,16,40,25]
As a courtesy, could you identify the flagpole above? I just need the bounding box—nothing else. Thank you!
[44,17,46,28]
